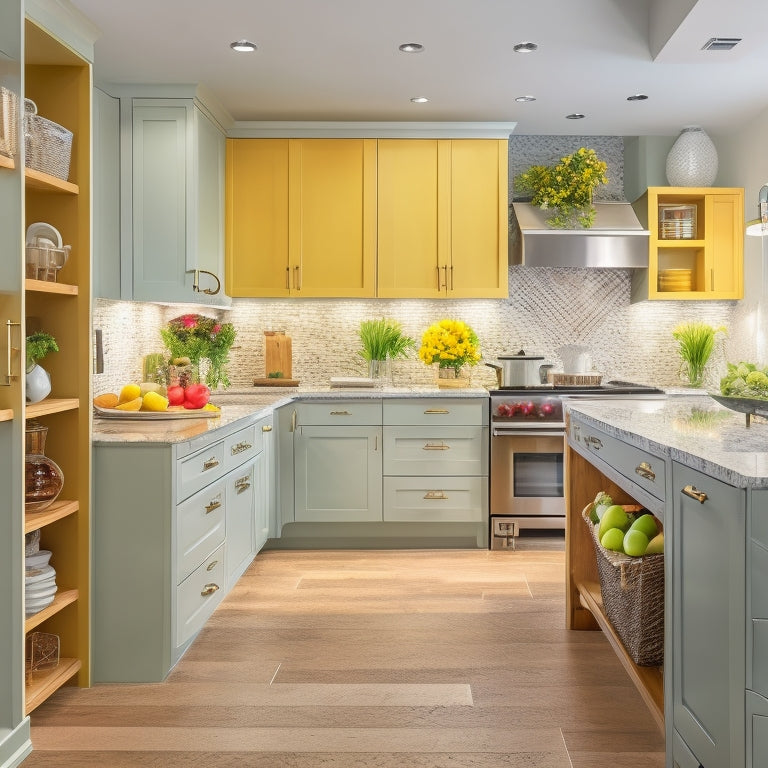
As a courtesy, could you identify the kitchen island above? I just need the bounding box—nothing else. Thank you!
[565,394,768,768]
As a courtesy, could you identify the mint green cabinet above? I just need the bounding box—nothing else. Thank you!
[672,462,745,768]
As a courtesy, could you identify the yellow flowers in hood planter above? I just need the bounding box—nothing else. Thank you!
[515,147,608,229]
[419,319,481,388]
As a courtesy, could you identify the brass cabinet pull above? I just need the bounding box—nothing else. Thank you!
[635,461,656,481]
[449,265,454,291]
[330,410,352,416]
[4,320,20,386]
[585,435,603,450]
[682,484,708,503]
[423,442,450,451]
[440,265,448,289]
[290,409,297,432]
[202,457,220,471]
[230,441,252,456]
[235,477,251,494]
[424,409,449,415]
[201,583,220,596]
[294,264,301,290]
[374,435,378,451]
[192,269,221,296]
[206,561,218,572]
[205,498,222,514]
[435,265,441,290]
[262,424,273,432]
[424,490,448,500]
[285,266,291,290]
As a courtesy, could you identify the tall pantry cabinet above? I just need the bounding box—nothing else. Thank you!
[0,4,94,767]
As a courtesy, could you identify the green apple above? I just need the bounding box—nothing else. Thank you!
[623,528,649,557]
[598,505,632,539]
[600,527,625,552]
[645,532,664,554]
[629,513,658,539]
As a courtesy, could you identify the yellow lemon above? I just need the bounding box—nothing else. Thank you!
[118,383,141,404]
[115,396,142,411]
[141,391,169,412]
[202,403,220,412]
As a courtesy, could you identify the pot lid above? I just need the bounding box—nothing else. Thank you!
[498,349,545,360]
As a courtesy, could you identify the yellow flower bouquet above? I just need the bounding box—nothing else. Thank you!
[418,319,481,374]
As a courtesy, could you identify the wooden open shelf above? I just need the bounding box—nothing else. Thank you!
[24,166,79,195]
[0,154,13,170]
[25,588,78,633]
[25,499,78,534]
[26,398,79,419]
[0,409,13,422]
[576,579,664,732]
[24,278,78,295]
[25,657,81,715]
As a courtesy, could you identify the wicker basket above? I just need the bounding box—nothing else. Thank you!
[23,99,73,181]
[0,86,19,158]
[582,506,664,666]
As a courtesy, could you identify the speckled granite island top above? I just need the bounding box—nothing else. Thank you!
[92,386,489,445]
[565,395,768,488]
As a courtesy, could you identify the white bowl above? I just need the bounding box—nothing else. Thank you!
[25,564,55,585]
[25,549,52,569]
[25,582,57,599]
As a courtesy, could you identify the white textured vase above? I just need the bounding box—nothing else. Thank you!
[26,364,51,403]
[665,126,718,187]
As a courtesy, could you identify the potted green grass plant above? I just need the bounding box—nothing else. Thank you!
[357,318,415,383]
[672,321,724,387]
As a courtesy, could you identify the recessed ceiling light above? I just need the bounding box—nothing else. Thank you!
[515,95,536,103]
[513,42,538,53]
[399,43,424,53]
[627,94,648,101]
[565,113,585,120]
[230,40,257,52]
[410,97,429,103]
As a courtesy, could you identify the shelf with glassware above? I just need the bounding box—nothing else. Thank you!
[632,186,744,302]
[21,15,92,714]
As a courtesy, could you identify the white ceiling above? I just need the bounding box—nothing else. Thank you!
[68,0,768,136]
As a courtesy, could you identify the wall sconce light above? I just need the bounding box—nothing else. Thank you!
[746,184,768,236]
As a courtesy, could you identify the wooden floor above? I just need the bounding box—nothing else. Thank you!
[25,547,665,767]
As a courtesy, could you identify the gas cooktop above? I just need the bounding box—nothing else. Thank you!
[490,380,665,396]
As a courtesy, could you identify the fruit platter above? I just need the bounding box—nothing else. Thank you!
[712,360,768,427]
[93,382,221,420]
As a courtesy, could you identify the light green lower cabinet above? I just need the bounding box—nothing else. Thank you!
[747,691,768,768]
[672,461,746,768]
[382,476,486,522]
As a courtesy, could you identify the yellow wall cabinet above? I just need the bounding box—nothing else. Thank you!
[633,186,744,301]
[377,139,508,299]
[226,138,377,297]
[226,138,508,299]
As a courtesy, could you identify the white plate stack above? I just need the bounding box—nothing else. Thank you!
[25,549,57,617]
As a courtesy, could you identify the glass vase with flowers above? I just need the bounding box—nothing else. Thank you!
[418,319,481,387]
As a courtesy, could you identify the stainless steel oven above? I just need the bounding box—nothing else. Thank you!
[489,382,665,549]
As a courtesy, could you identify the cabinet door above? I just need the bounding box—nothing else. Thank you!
[377,139,444,298]
[449,139,508,298]
[706,192,743,298]
[294,425,382,522]
[288,139,376,297]
[226,458,256,587]
[254,442,270,552]
[225,138,290,297]
[672,462,745,768]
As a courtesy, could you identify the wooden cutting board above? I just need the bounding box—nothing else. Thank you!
[264,331,292,379]
[253,378,300,387]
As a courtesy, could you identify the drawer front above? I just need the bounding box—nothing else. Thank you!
[383,426,486,476]
[223,423,262,471]
[384,398,485,427]
[754,498,768,550]
[176,544,225,647]
[753,619,768,697]
[572,420,666,502]
[176,477,226,584]
[383,476,486,522]
[177,440,226,501]
[753,540,768,618]
[297,401,382,426]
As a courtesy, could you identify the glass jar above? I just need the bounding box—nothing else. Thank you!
[25,421,64,513]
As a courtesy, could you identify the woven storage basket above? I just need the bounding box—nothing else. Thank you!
[0,86,19,158]
[23,99,73,181]
[582,506,664,666]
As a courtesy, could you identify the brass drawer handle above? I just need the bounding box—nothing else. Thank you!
[205,499,222,514]
[206,560,218,572]
[424,409,449,414]
[585,435,603,450]
[682,484,708,503]
[230,441,252,455]
[235,477,251,494]
[635,461,656,481]
[5,320,20,385]
[202,457,220,471]
[201,583,220,596]
[424,490,448,500]
[262,424,273,432]
[423,442,450,451]
[330,410,352,416]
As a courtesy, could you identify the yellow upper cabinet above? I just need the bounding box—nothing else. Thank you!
[641,186,743,301]
[226,138,376,297]
[377,139,508,298]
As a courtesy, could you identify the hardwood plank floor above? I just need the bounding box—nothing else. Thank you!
[25,549,665,767]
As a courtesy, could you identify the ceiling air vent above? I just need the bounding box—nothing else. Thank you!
[702,37,742,51]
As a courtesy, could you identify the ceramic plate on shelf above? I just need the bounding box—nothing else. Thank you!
[25,222,63,248]
[93,405,221,420]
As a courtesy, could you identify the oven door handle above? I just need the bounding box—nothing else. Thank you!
[492,428,566,437]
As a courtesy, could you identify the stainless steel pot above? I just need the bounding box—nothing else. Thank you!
[485,350,553,387]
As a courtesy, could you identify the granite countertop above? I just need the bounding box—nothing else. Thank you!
[92,386,490,445]
[566,395,768,488]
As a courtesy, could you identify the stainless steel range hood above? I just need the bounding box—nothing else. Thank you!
[511,201,649,268]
